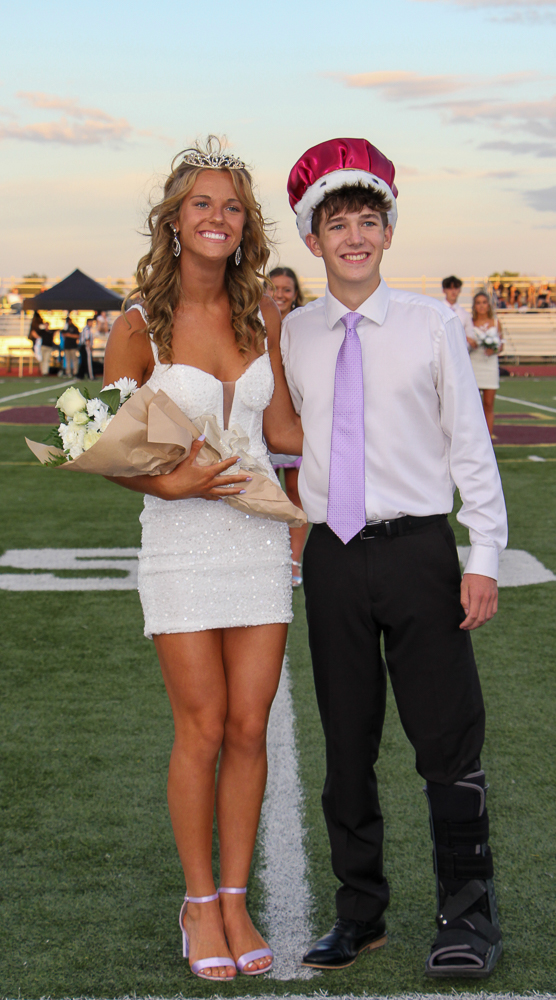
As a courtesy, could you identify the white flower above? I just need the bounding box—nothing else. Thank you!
[86,397,110,423]
[59,421,86,459]
[57,386,88,418]
[96,413,114,433]
[103,377,138,403]
[72,409,90,426]
[83,428,101,451]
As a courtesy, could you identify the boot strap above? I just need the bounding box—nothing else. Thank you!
[436,850,494,880]
[438,879,487,924]
[433,814,489,847]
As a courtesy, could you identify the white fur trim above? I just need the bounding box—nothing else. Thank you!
[294,168,397,240]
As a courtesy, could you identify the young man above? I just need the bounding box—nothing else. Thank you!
[442,275,474,347]
[281,138,507,978]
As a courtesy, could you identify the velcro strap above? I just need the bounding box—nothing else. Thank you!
[430,928,491,960]
[469,910,502,945]
[438,879,487,923]
[433,814,489,847]
[436,850,494,880]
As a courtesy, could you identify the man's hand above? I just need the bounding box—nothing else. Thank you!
[460,573,498,630]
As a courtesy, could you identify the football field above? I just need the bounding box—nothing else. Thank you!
[1,376,555,999]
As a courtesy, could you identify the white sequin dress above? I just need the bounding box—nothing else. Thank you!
[133,312,293,638]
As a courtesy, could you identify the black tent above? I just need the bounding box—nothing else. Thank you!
[23,268,124,312]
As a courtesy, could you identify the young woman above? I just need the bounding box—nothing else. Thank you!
[267,267,309,586]
[103,140,302,982]
[468,291,503,437]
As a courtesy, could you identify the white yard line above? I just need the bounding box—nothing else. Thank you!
[74,992,556,999]
[497,394,556,415]
[260,654,316,981]
[0,380,76,404]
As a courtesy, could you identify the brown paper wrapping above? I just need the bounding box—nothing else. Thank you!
[26,384,307,528]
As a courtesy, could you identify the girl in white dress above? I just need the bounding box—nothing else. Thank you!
[469,290,503,437]
[103,140,302,981]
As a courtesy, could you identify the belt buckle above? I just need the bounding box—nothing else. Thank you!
[360,519,383,541]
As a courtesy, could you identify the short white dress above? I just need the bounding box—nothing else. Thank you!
[132,308,293,638]
[469,324,500,390]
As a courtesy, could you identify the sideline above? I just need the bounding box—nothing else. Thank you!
[261,656,315,981]
[0,380,77,404]
[56,992,556,999]
[497,394,556,415]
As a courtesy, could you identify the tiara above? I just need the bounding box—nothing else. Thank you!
[182,150,246,170]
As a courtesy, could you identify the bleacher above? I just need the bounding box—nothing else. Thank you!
[0,337,39,376]
[498,312,556,364]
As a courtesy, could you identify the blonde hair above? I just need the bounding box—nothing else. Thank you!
[472,290,494,323]
[125,137,271,362]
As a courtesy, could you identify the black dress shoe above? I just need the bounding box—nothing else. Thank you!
[302,917,387,969]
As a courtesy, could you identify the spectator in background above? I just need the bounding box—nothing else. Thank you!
[28,311,47,362]
[79,315,95,380]
[469,291,503,437]
[268,266,309,587]
[39,323,56,375]
[95,310,110,334]
[441,276,474,347]
[63,312,80,376]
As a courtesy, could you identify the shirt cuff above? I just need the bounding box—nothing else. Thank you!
[462,544,499,581]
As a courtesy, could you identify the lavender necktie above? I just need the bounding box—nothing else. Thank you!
[327,311,366,544]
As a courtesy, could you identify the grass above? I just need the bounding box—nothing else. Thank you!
[1,379,555,997]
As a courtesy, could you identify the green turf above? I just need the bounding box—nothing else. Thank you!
[1,379,555,997]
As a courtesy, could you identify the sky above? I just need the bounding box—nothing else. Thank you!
[1,0,555,288]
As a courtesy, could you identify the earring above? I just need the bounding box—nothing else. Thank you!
[235,243,242,266]
[171,224,181,258]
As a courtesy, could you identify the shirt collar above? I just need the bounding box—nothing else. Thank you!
[324,277,391,330]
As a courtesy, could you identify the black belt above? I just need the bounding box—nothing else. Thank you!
[359,513,447,540]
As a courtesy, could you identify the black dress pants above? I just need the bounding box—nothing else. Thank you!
[303,518,485,922]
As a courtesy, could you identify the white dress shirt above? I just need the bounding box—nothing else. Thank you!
[449,302,474,341]
[281,279,507,580]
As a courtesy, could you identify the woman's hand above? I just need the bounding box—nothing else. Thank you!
[467,336,478,350]
[485,348,496,357]
[105,439,252,500]
[156,438,252,501]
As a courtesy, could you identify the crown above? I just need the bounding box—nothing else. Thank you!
[181,150,246,170]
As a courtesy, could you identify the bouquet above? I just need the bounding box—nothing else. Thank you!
[43,378,139,463]
[26,383,306,528]
[474,327,500,353]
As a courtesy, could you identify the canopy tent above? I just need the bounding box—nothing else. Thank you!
[23,269,124,312]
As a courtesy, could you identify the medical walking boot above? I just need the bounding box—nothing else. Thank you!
[424,767,502,977]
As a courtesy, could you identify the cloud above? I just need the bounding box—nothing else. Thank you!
[342,70,543,101]
[0,92,169,147]
[479,139,556,156]
[0,119,133,145]
[522,185,556,211]
[483,169,521,177]
[17,92,115,123]
[344,71,466,100]
[410,1,556,6]
[419,95,556,139]
[340,70,556,146]
[408,1,556,22]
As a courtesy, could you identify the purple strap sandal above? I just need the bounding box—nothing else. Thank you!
[179,891,236,981]
[218,886,274,975]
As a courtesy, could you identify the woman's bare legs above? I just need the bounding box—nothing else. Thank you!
[217,623,287,971]
[154,629,235,979]
[284,468,309,582]
[154,622,287,976]
[481,389,497,437]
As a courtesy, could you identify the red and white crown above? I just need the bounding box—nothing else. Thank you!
[287,137,398,241]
